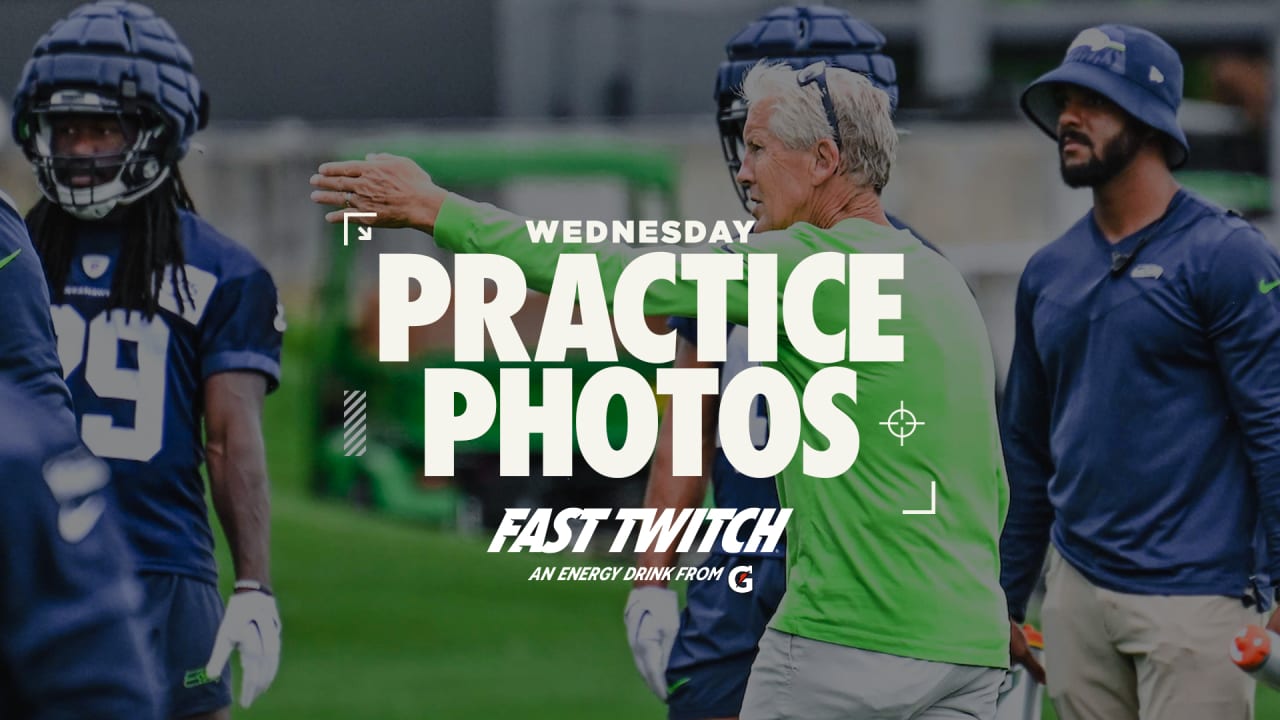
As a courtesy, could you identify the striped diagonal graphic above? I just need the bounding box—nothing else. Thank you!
[343,390,367,457]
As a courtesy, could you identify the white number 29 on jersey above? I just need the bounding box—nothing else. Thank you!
[50,306,169,462]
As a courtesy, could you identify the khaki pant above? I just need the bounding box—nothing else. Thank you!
[1040,547,1264,720]
[741,628,1004,719]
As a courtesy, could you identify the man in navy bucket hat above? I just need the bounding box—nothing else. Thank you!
[1021,25,1189,169]
[1000,24,1280,720]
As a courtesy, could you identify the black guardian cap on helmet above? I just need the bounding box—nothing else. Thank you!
[12,1,209,219]
[715,5,899,211]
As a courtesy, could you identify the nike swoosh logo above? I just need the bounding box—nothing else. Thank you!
[44,454,110,498]
[1260,279,1280,295]
[58,495,106,543]
[667,677,691,695]
[0,248,20,271]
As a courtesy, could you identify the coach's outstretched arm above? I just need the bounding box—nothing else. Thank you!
[311,154,754,323]
[312,154,449,233]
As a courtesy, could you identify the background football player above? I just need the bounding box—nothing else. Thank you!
[13,2,284,717]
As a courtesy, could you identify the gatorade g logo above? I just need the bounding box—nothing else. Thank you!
[729,565,753,594]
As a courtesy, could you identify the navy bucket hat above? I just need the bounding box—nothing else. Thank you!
[1021,25,1189,168]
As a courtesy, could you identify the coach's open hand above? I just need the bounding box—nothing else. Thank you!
[310,153,448,233]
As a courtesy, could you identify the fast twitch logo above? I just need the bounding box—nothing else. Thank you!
[487,508,790,554]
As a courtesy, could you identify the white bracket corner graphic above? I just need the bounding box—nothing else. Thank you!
[901,481,937,516]
[342,211,378,246]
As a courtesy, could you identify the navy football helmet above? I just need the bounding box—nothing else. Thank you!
[12,1,208,219]
[715,5,899,211]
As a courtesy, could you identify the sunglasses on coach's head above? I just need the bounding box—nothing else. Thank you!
[797,62,844,153]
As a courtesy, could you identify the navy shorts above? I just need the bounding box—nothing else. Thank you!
[138,573,231,718]
[666,554,786,720]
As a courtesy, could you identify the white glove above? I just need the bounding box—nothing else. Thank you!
[624,586,680,700]
[205,590,282,708]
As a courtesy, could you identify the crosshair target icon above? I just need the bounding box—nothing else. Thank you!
[880,401,925,447]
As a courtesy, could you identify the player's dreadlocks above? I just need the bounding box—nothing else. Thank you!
[28,169,198,320]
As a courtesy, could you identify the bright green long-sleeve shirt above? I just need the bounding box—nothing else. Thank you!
[434,195,1009,668]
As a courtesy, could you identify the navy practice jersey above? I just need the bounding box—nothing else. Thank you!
[1001,189,1280,620]
[47,209,283,584]
[669,317,782,558]
[884,212,940,256]
[0,192,75,426]
[0,380,159,719]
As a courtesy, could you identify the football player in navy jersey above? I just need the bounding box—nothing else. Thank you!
[13,2,283,717]
[0,378,161,719]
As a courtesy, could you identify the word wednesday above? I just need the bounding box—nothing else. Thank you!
[379,246,904,480]
[524,219,755,245]
[488,508,792,554]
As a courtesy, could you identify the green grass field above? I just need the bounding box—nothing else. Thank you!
[221,329,1280,718]
[217,328,665,718]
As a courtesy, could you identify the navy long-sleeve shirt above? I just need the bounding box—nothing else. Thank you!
[0,381,159,719]
[1000,189,1280,621]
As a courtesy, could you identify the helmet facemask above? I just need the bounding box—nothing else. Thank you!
[717,97,751,212]
[21,89,171,220]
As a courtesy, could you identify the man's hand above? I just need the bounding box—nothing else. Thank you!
[206,590,282,708]
[310,153,448,232]
[624,586,680,700]
[1009,620,1046,685]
